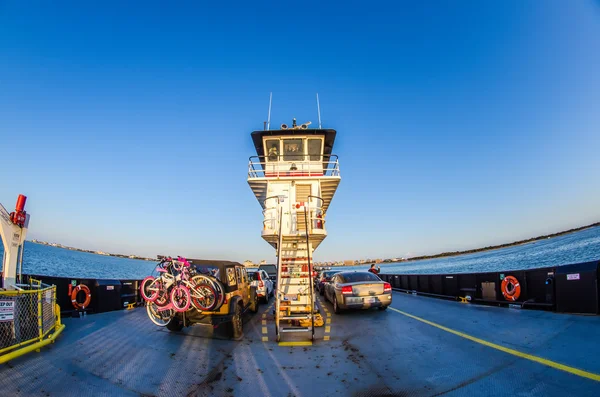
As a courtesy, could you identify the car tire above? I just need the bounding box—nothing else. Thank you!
[230,303,244,340]
[166,317,184,332]
[333,295,342,314]
[250,290,259,313]
[378,306,388,311]
[319,286,324,296]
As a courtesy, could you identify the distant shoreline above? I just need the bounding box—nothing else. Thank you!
[324,221,600,268]
[381,221,600,265]
[26,241,155,261]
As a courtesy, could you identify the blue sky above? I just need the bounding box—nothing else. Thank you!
[1,1,599,263]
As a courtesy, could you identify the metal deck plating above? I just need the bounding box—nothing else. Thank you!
[1,292,599,396]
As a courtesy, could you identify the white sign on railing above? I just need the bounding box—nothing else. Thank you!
[0,300,15,322]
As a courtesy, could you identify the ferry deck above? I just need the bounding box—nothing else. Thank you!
[1,290,599,396]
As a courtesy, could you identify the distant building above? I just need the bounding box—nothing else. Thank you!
[343,260,354,266]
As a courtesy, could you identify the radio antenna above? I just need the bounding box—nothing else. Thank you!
[316,93,322,129]
[267,92,272,131]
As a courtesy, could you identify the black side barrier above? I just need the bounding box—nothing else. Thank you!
[409,275,418,291]
[401,275,409,290]
[93,279,122,314]
[381,260,599,314]
[442,275,459,296]
[430,275,443,295]
[458,273,477,299]
[418,275,430,293]
[555,261,599,314]
[120,279,140,308]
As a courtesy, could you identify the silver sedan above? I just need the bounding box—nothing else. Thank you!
[323,271,392,313]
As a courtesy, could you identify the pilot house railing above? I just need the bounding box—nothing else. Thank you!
[248,154,340,179]
[262,195,326,233]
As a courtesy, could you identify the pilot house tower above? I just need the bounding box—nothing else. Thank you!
[247,119,341,341]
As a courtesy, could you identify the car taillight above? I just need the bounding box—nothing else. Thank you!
[341,286,353,295]
[259,281,264,288]
[384,282,391,292]
[256,273,261,281]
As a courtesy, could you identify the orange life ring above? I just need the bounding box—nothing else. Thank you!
[70,284,92,309]
[501,276,521,301]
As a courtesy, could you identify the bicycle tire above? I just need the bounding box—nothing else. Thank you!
[190,283,217,311]
[170,285,191,312]
[141,276,159,302]
[191,275,225,311]
[146,302,174,326]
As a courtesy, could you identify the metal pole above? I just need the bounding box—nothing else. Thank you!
[267,92,272,131]
[316,93,322,129]
[18,242,24,283]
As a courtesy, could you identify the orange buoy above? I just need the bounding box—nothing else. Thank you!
[71,284,92,309]
[501,276,521,301]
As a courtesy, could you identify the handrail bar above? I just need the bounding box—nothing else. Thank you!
[248,154,338,162]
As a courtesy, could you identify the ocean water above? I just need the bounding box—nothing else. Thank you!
[1,226,599,279]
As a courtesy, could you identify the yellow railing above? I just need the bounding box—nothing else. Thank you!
[0,279,65,364]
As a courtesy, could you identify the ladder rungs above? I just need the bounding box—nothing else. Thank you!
[280,327,311,333]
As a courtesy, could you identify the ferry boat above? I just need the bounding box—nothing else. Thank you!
[1,120,599,396]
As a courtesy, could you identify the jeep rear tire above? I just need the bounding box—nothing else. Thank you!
[230,303,243,340]
[250,289,259,313]
[166,317,184,332]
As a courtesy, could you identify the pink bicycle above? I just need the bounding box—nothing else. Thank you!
[171,257,218,312]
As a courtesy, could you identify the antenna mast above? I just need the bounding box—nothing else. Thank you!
[316,93,322,129]
[267,92,272,131]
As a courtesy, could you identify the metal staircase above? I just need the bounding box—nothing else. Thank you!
[274,205,316,342]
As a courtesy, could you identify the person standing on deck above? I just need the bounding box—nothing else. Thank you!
[368,264,380,275]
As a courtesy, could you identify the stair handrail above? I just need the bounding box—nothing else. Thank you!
[303,205,315,340]
[275,204,284,340]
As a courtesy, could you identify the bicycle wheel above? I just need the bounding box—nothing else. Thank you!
[146,302,174,326]
[191,275,225,311]
[141,276,159,302]
[155,280,171,307]
[190,282,217,311]
[170,285,191,312]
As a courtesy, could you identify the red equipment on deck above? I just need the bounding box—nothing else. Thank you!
[9,194,27,227]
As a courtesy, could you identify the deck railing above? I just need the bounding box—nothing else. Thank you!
[262,195,326,234]
[0,279,65,364]
[248,155,340,179]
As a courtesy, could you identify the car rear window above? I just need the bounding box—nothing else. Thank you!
[192,265,220,279]
[259,265,277,275]
[323,271,339,278]
[248,271,259,281]
[340,272,380,283]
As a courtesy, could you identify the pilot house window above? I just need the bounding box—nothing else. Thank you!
[283,139,304,161]
[308,139,322,161]
[266,139,279,161]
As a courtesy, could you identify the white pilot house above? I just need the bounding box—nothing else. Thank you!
[248,120,341,341]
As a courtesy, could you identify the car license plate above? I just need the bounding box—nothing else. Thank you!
[364,297,378,303]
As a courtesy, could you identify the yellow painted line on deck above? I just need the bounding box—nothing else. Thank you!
[262,327,268,334]
[262,314,267,319]
[325,326,331,333]
[262,320,267,325]
[262,336,269,342]
[388,307,600,382]
[326,318,331,324]
[278,341,313,347]
[324,336,330,341]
